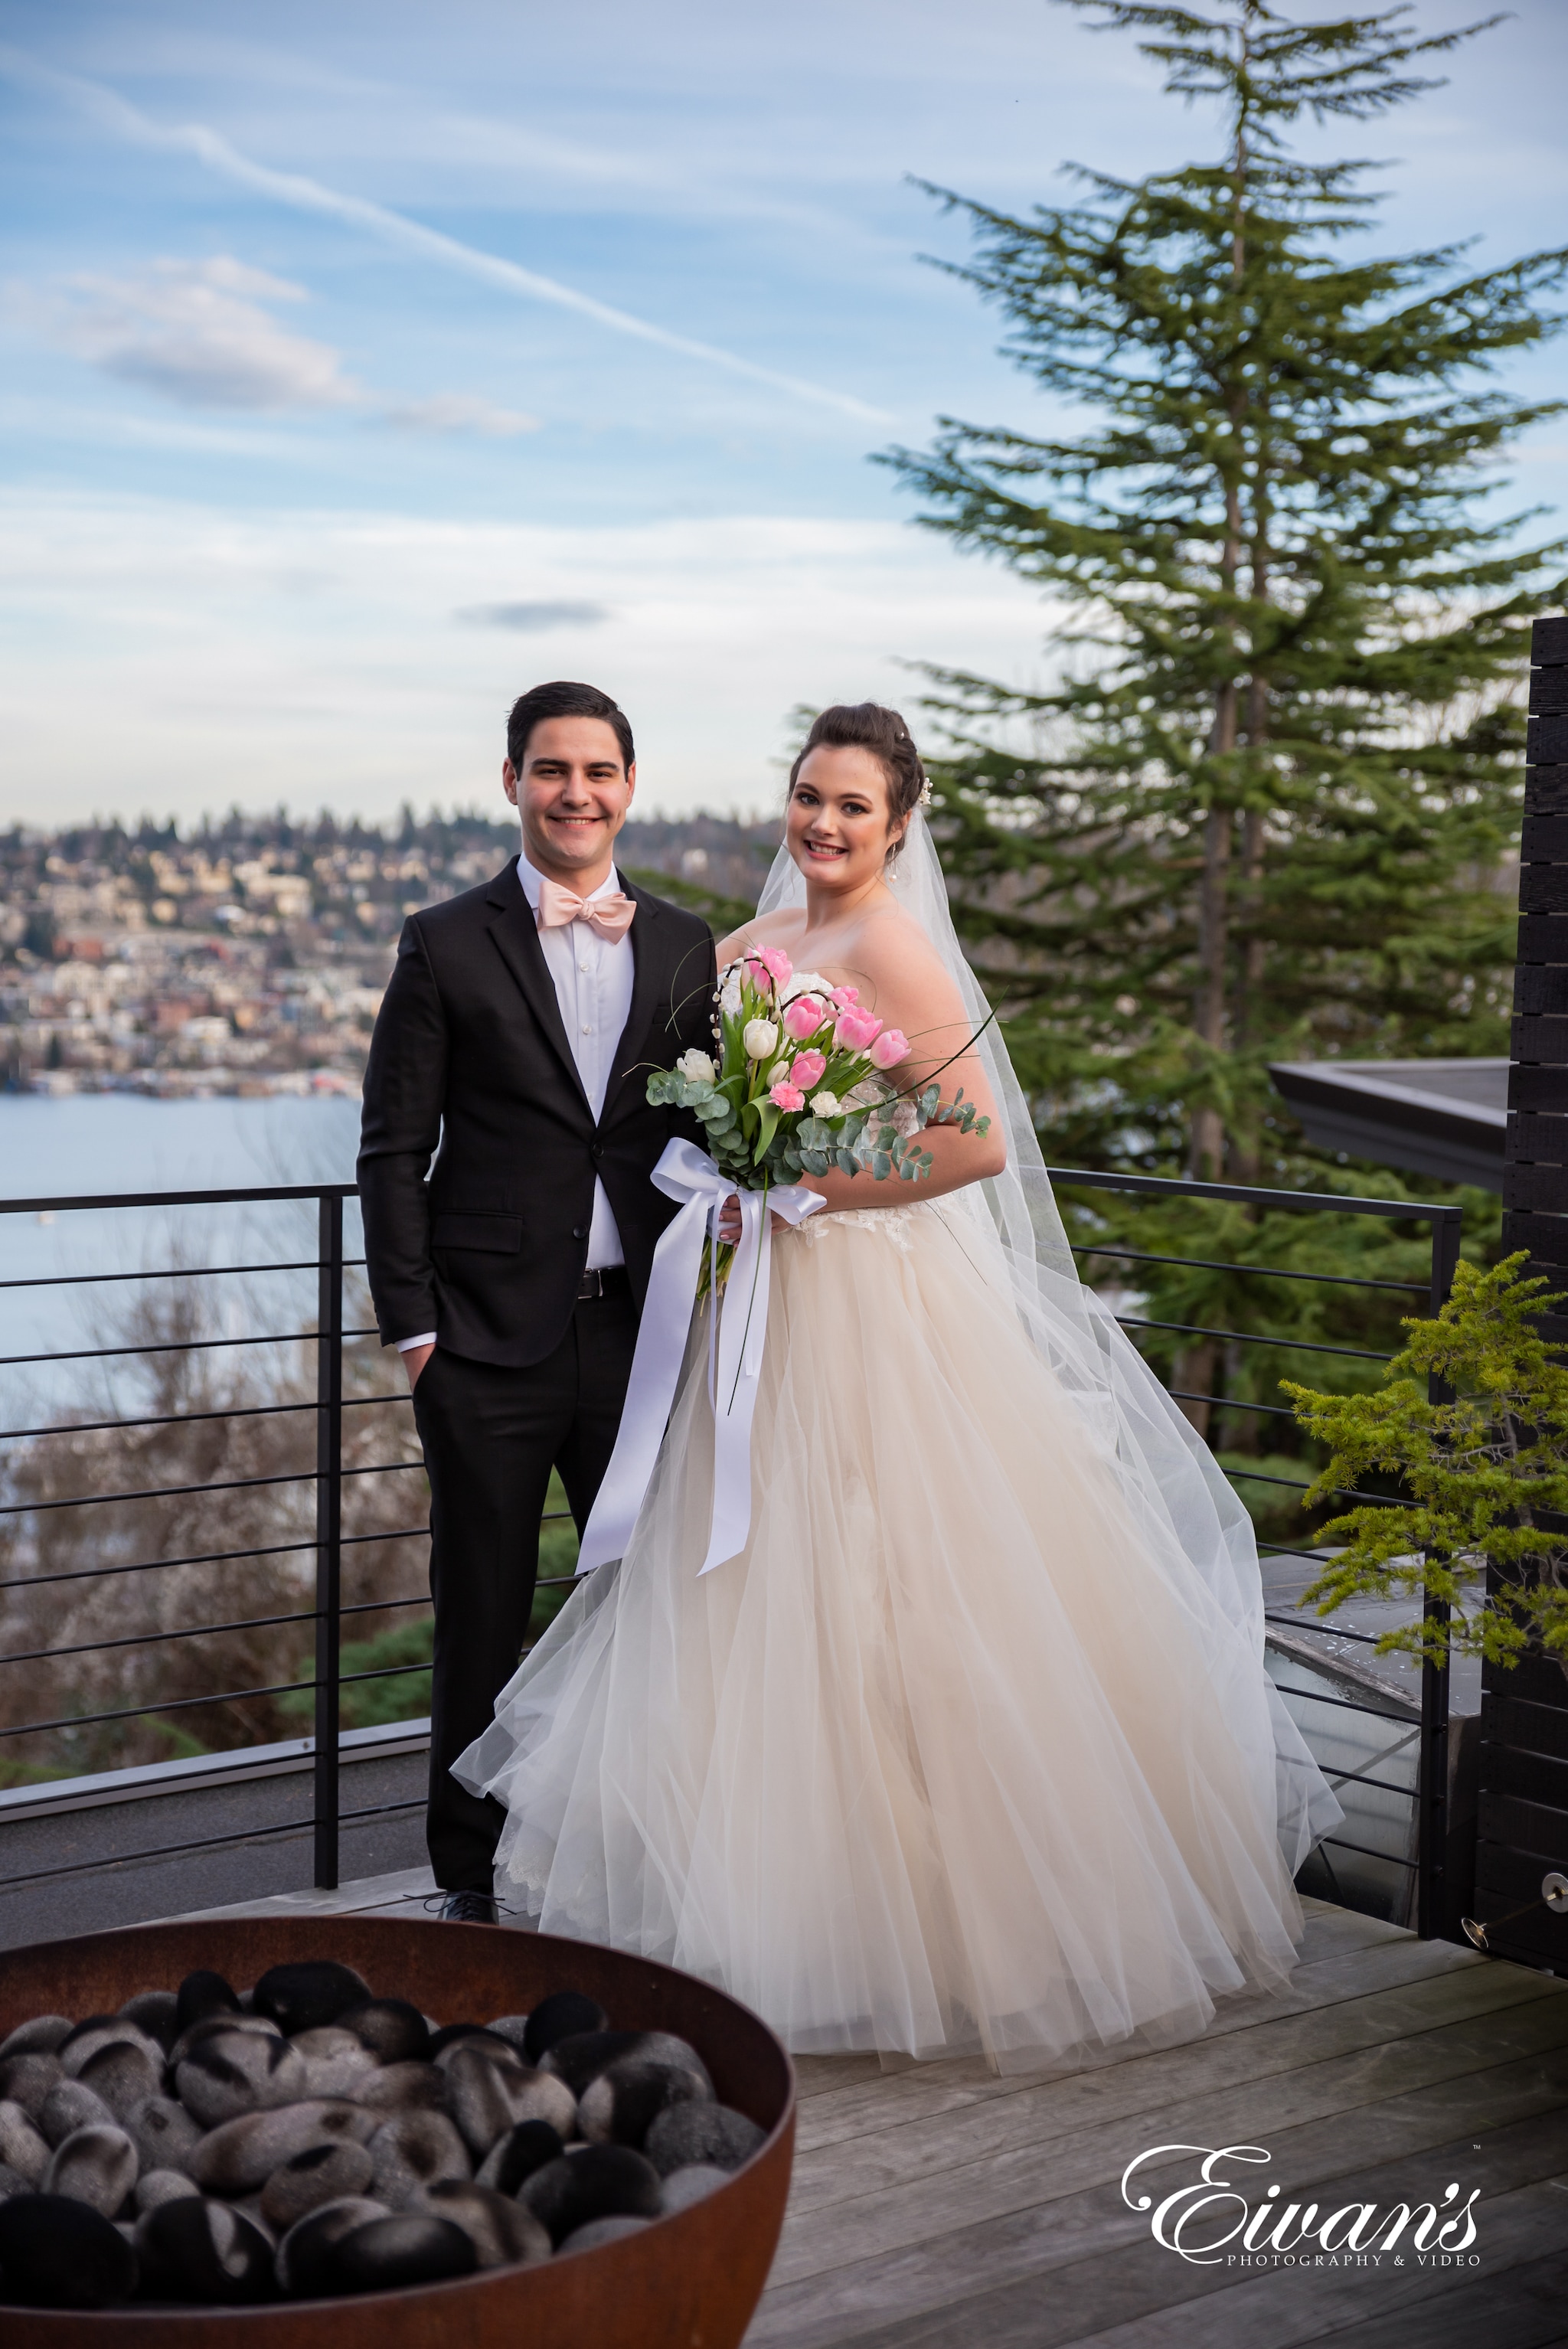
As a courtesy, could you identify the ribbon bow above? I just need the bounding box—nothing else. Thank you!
[536,876,637,939]
[576,1139,825,1579]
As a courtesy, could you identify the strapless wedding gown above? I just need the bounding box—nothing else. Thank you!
[456,1194,1335,2066]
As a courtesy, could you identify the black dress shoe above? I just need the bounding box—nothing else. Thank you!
[437,1890,498,1924]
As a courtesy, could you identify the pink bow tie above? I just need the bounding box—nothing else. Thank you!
[535,878,636,939]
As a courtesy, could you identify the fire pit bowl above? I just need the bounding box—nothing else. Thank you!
[0,1913,795,2347]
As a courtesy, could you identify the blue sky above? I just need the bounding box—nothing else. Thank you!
[3,0,1566,827]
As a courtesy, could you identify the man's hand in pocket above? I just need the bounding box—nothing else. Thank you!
[403,1341,436,1390]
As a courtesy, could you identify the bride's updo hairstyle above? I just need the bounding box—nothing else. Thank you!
[788,703,927,862]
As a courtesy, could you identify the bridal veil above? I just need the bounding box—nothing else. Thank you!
[757,811,1341,1879]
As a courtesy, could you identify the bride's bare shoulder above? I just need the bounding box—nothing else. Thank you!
[715,907,803,964]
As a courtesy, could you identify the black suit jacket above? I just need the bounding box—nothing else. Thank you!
[358,859,717,1368]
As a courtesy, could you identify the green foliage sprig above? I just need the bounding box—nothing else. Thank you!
[1283,1253,1568,1681]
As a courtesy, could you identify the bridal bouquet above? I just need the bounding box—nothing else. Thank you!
[578,949,994,1577]
[646,945,990,1292]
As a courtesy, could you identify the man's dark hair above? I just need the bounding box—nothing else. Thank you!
[506,681,634,774]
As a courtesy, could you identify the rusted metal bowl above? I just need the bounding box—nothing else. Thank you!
[0,1915,795,2347]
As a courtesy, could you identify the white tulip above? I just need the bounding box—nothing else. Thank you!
[743,1019,779,1061]
[809,1090,841,1117]
[676,1048,717,1083]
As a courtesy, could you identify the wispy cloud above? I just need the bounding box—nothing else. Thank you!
[11,254,539,438]
[0,45,894,426]
[389,394,538,439]
[457,600,609,630]
[15,256,358,413]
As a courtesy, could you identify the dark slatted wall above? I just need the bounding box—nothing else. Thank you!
[1476,612,1568,1972]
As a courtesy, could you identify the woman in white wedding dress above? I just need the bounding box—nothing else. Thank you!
[456,703,1342,2067]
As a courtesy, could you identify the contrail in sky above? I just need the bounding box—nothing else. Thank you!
[0,47,894,426]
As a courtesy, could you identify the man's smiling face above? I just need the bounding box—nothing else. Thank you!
[505,714,636,888]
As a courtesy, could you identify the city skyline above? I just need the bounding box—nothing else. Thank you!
[4,0,1566,828]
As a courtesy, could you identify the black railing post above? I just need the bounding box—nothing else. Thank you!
[313,1191,345,1890]
[1416,1205,1463,1939]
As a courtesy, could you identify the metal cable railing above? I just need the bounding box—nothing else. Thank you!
[0,1169,1461,1932]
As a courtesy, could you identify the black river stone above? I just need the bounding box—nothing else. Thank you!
[543,2027,711,2098]
[519,2145,663,2247]
[337,1998,430,2065]
[190,2100,376,2196]
[537,2029,647,2096]
[354,2060,449,2114]
[521,1990,608,2064]
[483,2014,531,2056]
[0,2053,63,2117]
[44,2123,139,2217]
[38,2079,116,2148]
[557,2213,653,2255]
[426,2022,514,2063]
[366,2109,471,2205]
[273,2195,389,2296]
[644,2101,766,2177]
[0,2017,73,2060]
[118,1990,180,2051]
[58,2019,161,2081]
[328,2212,478,2294]
[660,2162,730,2215]
[413,2179,551,2268]
[260,2138,376,2231]
[135,2194,276,2304]
[0,2191,139,2308]
[474,2117,564,2196]
[126,2093,203,2174]
[578,2056,712,2150]
[253,1962,374,2037]
[166,2011,281,2073]
[0,2099,49,2184]
[176,2027,308,2126]
[443,2043,577,2157]
[77,2037,162,2121]
[175,1969,242,2036]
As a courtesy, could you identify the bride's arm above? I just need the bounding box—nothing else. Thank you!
[797,925,1007,1212]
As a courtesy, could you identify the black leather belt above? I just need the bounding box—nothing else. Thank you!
[577,1265,630,1301]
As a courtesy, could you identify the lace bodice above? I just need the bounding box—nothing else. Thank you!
[790,1198,934,1253]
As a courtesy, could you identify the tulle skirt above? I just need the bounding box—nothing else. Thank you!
[456,1198,1335,2065]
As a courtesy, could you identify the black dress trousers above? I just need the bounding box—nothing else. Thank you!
[412,1282,638,1894]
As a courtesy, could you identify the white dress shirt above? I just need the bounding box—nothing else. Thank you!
[397,848,635,1354]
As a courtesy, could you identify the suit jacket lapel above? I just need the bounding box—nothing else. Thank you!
[483,861,592,1116]
[603,877,668,1128]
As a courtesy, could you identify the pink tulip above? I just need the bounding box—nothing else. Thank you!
[828,985,860,1009]
[746,946,792,992]
[782,994,827,1041]
[869,1028,910,1069]
[769,1080,805,1112]
[789,1048,827,1090]
[835,1006,884,1053]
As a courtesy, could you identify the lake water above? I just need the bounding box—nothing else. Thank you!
[0,1096,367,1422]
[0,1093,362,1204]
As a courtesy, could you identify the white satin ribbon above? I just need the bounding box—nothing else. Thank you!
[576,1137,825,1579]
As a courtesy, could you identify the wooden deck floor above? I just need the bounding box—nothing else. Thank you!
[168,1874,1568,2346]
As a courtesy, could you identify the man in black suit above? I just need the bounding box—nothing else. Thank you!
[358,680,716,1919]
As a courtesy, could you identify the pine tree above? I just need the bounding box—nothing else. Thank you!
[887,0,1567,1193]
